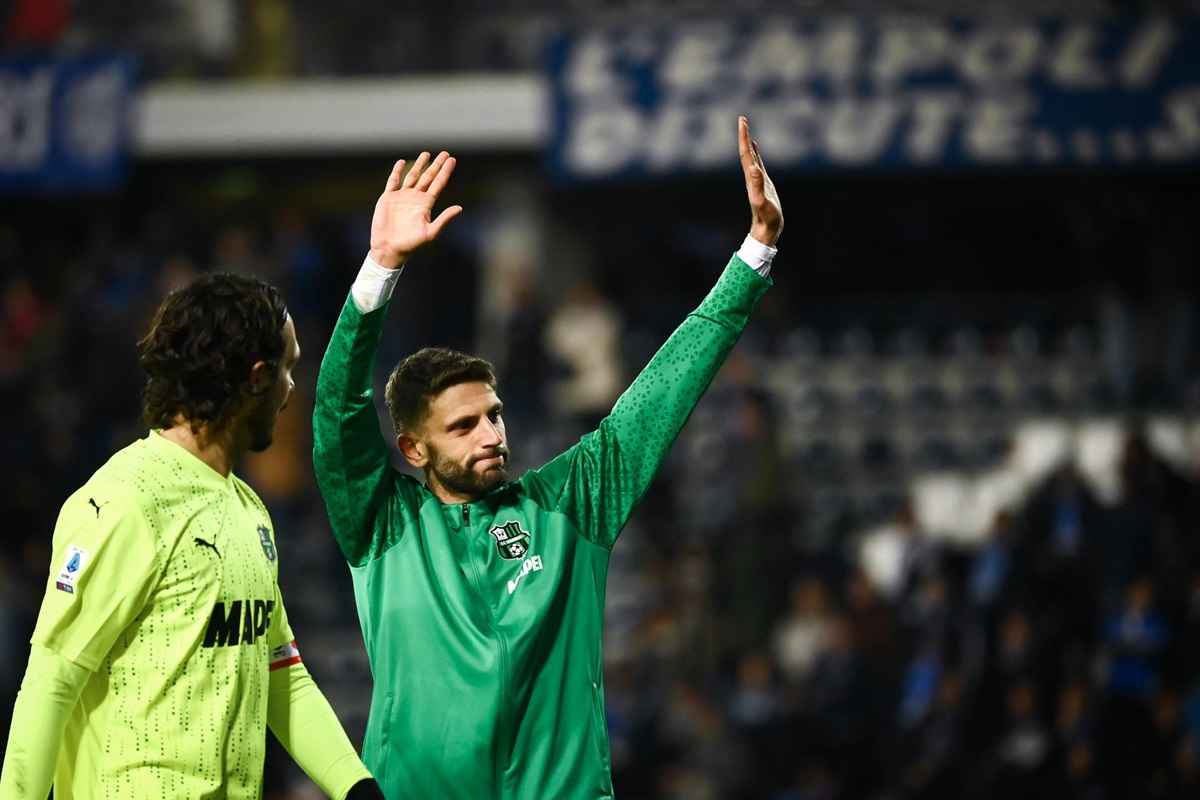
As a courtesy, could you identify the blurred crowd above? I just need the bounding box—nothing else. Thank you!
[2,157,1200,800]
[621,435,1200,799]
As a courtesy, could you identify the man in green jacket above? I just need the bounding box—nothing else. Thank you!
[313,116,783,799]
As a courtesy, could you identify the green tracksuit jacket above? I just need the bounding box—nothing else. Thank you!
[313,254,770,799]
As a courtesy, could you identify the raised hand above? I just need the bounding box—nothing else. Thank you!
[738,116,783,247]
[369,151,464,270]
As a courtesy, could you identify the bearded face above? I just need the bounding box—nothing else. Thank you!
[246,391,280,453]
[245,315,299,453]
[426,441,509,498]
[400,381,509,503]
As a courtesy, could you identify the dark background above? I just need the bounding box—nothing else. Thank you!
[4,2,1200,798]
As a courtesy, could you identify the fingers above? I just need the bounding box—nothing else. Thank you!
[427,155,457,198]
[746,163,765,205]
[416,151,450,192]
[384,159,406,192]
[739,116,772,194]
[402,151,431,189]
[740,117,766,203]
[429,205,464,239]
[389,151,456,198]
[738,116,752,167]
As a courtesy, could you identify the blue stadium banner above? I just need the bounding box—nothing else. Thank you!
[0,55,137,192]
[547,18,1200,177]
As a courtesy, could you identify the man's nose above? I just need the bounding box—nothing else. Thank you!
[480,417,502,446]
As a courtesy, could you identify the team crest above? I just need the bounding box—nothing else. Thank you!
[489,520,531,560]
[257,525,277,562]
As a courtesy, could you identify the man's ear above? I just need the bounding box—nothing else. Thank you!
[397,433,428,469]
[248,360,274,396]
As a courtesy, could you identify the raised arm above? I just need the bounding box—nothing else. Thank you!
[525,117,783,547]
[313,152,462,566]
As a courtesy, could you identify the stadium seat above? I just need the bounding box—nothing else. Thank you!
[1079,376,1118,413]
[851,383,894,420]
[912,435,963,471]
[907,384,950,417]
[791,385,838,426]
[1060,325,1098,361]
[964,382,1007,417]
[1018,381,1061,414]
[889,327,931,360]
[967,432,1011,469]
[949,326,984,359]
[1007,324,1043,360]
[836,326,876,359]
[797,487,852,550]
[855,485,908,525]
[859,435,899,474]
[780,328,822,362]
[794,437,843,479]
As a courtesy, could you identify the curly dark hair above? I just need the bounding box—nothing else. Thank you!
[385,347,497,434]
[137,272,288,432]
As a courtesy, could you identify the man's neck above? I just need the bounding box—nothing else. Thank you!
[159,420,242,478]
[427,483,481,506]
[424,473,483,506]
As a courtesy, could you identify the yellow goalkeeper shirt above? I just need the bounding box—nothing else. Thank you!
[30,431,301,799]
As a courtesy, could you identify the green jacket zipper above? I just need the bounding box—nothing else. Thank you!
[461,503,514,795]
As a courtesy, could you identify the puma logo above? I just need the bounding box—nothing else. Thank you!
[194,537,221,559]
[87,498,108,518]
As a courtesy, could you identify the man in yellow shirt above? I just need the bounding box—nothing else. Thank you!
[0,273,381,799]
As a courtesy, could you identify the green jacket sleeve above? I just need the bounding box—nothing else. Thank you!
[313,295,412,567]
[524,254,770,548]
[0,644,91,800]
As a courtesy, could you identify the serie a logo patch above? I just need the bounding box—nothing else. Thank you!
[55,545,89,594]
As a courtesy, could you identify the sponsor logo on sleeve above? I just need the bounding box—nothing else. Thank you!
[55,545,89,594]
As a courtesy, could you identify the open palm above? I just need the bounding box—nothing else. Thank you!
[738,117,783,246]
[369,151,463,269]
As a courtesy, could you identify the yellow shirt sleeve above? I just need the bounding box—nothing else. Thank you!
[266,531,370,799]
[0,644,92,800]
[267,661,373,799]
[30,486,163,671]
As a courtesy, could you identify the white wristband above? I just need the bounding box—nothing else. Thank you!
[350,254,403,313]
[737,235,778,277]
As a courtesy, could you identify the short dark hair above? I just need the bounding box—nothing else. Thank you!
[385,347,497,434]
[137,272,288,432]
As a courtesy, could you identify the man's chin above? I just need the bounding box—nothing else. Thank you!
[473,463,508,491]
[480,467,508,487]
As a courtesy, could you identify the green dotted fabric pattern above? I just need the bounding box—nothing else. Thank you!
[308,252,769,799]
[44,434,284,799]
[312,294,410,568]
